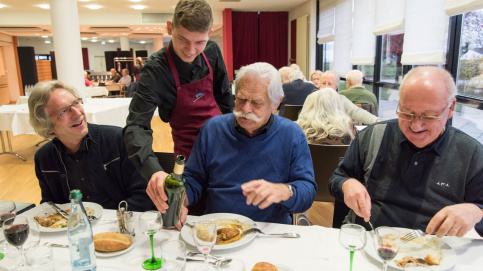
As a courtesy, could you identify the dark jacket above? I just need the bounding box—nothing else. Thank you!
[279,79,315,117]
[34,123,154,211]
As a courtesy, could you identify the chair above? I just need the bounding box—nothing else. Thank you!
[282,105,303,121]
[154,152,175,174]
[355,103,377,116]
[126,82,137,97]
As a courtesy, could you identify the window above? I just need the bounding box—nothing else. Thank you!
[379,87,399,120]
[381,33,404,84]
[360,65,375,82]
[323,41,334,71]
[453,102,483,141]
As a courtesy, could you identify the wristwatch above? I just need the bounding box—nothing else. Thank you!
[286,184,294,198]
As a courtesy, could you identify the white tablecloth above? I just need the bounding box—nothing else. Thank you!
[86,87,109,97]
[3,205,482,271]
[0,98,133,135]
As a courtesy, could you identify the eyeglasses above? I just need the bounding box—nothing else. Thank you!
[396,102,451,124]
[56,98,83,119]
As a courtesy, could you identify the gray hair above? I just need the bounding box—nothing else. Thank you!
[28,81,79,139]
[400,66,456,102]
[278,66,293,83]
[324,70,340,86]
[289,69,304,82]
[235,62,284,109]
[172,0,213,33]
[297,88,355,143]
[345,70,363,85]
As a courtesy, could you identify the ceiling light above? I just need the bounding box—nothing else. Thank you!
[45,40,51,44]
[37,4,50,9]
[86,4,102,9]
[81,37,88,40]
[108,40,115,43]
[129,0,141,2]
[0,4,7,8]
[78,0,90,2]
[101,41,106,45]
[91,39,98,42]
[41,35,48,38]
[131,5,146,10]
[140,41,146,44]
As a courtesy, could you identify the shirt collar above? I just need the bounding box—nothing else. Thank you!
[234,114,274,138]
[398,121,450,155]
[168,41,203,68]
[53,133,91,154]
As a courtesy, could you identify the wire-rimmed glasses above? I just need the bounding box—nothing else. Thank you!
[395,102,451,124]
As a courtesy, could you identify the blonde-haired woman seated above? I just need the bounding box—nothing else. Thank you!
[297,88,357,145]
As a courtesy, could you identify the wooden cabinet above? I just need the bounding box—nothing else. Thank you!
[36,60,52,82]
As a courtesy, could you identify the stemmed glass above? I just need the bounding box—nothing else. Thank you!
[339,224,367,271]
[3,216,30,271]
[139,211,163,270]
[192,220,217,271]
[0,201,17,256]
[374,226,400,271]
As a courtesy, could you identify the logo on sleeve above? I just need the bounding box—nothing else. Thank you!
[193,92,205,102]
[436,182,450,188]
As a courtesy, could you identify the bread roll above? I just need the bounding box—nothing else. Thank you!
[251,262,278,271]
[93,232,131,252]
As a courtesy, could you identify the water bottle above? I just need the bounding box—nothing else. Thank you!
[67,190,97,271]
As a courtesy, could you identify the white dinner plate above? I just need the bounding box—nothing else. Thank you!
[33,202,103,232]
[95,234,135,258]
[180,213,257,251]
[365,228,457,270]
[274,264,295,271]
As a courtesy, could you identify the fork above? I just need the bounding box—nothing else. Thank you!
[401,229,427,243]
[185,251,227,261]
[240,228,300,238]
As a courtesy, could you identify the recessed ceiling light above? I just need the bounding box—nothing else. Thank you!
[108,40,115,43]
[81,37,88,40]
[91,39,98,42]
[140,41,146,44]
[129,0,141,2]
[86,4,101,9]
[37,4,50,9]
[0,4,7,8]
[78,0,90,2]
[45,40,51,44]
[92,37,97,39]
[101,41,106,45]
[131,5,146,10]
[41,35,48,38]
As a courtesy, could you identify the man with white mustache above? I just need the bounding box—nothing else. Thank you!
[28,81,154,211]
[147,62,317,227]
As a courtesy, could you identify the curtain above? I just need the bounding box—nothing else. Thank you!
[373,0,406,35]
[351,0,376,65]
[332,0,353,77]
[401,0,449,65]
[445,0,483,16]
[232,11,259,72]
[82,48,89,70]
[317,0,336,44]
[259,12,288,69]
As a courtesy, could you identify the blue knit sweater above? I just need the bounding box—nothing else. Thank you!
[185,114,316,224]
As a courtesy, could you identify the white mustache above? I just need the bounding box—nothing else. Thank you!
[233,110,262,123]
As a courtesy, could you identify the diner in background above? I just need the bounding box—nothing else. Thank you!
[278,69,314,117]
[28,81,154,211]
[118,68,132,88]
[278,66,294,84]
[84,71,91,87]
[329,66,483,237]
[147,62,317,227]
[339,69,379,116]
[123,0,234,190]
[297,88,357,145]
[134,56,144,82]
[310,70,323,90]
[109,68,121,83]
[317,70,379,125]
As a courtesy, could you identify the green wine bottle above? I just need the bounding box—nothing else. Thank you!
[163,155,187,228]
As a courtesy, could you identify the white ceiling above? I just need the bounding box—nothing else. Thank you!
[0,0,309,43]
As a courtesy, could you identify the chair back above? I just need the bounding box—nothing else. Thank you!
[308,144,349,202]
[126,82,137,97]
[154,152,175,174]
[283,105,303,121]
[355,103,377,116]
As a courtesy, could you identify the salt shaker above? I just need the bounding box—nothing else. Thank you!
[117,201,128,233]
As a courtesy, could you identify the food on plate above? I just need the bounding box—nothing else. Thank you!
[217,228,240,242]
[251,262,278,271]
[395,253,441,267]
[215,219,248,245]
[93,232,131,252]
[34,207,94,228]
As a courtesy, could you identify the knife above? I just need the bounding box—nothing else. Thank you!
[47,201,69,219]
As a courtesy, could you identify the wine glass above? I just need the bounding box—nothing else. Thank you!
[374,226,401,271]
[3,216,30,271]
[192,220,217,271]
[138,211,163,270]
[0,201,17,255]
[339,224,367,271]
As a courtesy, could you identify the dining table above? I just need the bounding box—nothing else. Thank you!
[2,203,482,271]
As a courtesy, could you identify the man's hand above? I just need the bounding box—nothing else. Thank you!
[341,178,371,222]
[241,180,291,209]
[175,206,188,231]
[146,171,169,213]
[426,203,483,238]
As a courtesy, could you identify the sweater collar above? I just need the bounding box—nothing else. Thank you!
[234,114,274,138]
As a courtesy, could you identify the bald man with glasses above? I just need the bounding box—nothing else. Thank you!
[329,66,483,238]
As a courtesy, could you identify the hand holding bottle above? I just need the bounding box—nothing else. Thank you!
[146,171,170,213]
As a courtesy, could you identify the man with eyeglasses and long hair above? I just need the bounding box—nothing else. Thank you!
[329,66,483,238]
[28,81,154,211]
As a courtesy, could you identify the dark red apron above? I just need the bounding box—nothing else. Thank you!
[166,44,220,160]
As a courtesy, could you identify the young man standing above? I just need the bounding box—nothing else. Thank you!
[123,0,234,209]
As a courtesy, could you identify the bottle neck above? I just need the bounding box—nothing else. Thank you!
[173,163,185,175]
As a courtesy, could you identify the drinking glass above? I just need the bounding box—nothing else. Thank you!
[403,263,433,270]
[139,211,163,270]
[374,227,400,271]
[192,220,217,271]
[0,201,17,254]
[3,216,30,271]
[160,240,186,271]
[339,224,367,271]
[25,244,54,271]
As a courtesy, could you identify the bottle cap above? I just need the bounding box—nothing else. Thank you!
[69,189,83,200]
[175,155,186,165]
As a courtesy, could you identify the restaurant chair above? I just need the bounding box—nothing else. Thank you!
[154,152,175,174]
[126,82,137,97]
[282,104,303,121]
[354,103,377,116]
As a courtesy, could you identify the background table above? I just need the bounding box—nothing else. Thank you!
[2,205,482,271]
